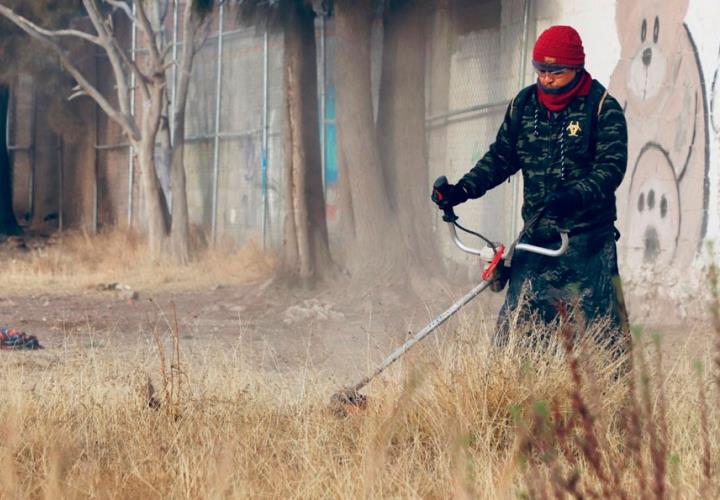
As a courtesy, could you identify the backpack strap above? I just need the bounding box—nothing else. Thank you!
[582,80,608,153]
[509,83,536,147]
[597,90,608,117]
[508,84,536,166]
[586,80,608,115]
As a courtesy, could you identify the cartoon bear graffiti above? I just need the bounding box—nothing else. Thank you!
[609,0,709,268]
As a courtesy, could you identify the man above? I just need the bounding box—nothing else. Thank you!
[432,25,629,348]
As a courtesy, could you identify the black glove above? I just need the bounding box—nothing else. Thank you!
[431,179,470,209]
[543,189,583,218]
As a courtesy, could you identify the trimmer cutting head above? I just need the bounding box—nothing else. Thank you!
[329,387,368,417]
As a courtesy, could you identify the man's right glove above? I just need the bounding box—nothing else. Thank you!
[543,188,583,218]
[431,179,470,209]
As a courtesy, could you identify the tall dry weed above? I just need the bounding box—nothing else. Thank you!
[709,256,720,392]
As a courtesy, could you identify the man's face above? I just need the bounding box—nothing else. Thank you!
[535,68,578,88]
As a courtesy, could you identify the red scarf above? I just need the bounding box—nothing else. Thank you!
[536,70,592,112]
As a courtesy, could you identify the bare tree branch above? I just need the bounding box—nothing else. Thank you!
[68,85,88,101]
[101,5,153,101]
[134,0,163,70]
[142,0,174,75]
[103,0,138,23]
[0,4,140,140]
[191,13,214,57]
[161,43,174,63]
[0,1,101,45]
[160,60,176,73]
[17,19,102,46]
[82,0,137,114]
[109,34,151,98]
[150,0,171,38]
[173,0,209,140]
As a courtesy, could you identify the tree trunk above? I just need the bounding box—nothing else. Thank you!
[137,141,168,258]
[152,117,173,239]
[378,0,436,267]
[336,134,355,242]
[168,1,201,265]
[156,109,173,208]
[0,85,21,236]
[281,2,332,285]
[138,82,169,260]
[334,0,400,273]
[169,126,190,263]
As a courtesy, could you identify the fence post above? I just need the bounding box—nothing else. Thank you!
[510,0,532,240]
[319,13,326,195]
[171,0,179,146]
[261,27,269,249]
[211,3,225,242]
[57,134,63,231]
[28,86,37,223]
[127,2,137,227]
[93,48,99,233]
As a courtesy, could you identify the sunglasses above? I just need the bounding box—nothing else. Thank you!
[534,67,573,77]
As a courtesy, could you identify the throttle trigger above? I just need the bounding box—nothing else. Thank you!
[481,245,505,281]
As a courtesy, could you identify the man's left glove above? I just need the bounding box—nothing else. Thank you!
[543,188,583,218]
[431,180,470,209]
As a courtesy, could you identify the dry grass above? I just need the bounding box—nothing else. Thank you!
[0,229,274,295]
[0,233,718,498]
[0,314,718,499]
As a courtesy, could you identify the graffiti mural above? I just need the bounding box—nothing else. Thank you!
[609,0,709,267]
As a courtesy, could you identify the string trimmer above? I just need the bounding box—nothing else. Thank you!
[329,176,569,415]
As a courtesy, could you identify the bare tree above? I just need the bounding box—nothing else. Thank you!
[378,0,437,267]
[334,0,405,275]
[332,0,438,277]
[235,0,332,285]
[237,0,437,280]
[144,0,213,263]
[0,0,212,260]
[166,0,213,263]
[281,2,332,284]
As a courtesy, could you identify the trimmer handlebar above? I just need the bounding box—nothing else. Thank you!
[433,175,569,260]
[514,234,568,257]
[446,218,568,259]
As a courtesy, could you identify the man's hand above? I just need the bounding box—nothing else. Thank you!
[431,179,470,209]
[543,189,583,218]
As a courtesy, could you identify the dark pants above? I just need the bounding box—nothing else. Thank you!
[494,226,630,350]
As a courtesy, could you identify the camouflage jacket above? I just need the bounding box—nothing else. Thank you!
[460,80,628,243]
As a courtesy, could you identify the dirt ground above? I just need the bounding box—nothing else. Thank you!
[0,270,710,389]
[0,227,710,389]
[0,277,477,382]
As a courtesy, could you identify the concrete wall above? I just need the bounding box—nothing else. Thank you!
[428,0,720,319]
[428,0,530,269]
[537,0,720,319]
[8,40,97,233]
[8,8,285,247]
[8,1,720,320]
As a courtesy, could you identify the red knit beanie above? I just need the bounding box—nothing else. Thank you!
[532,25,585,68]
